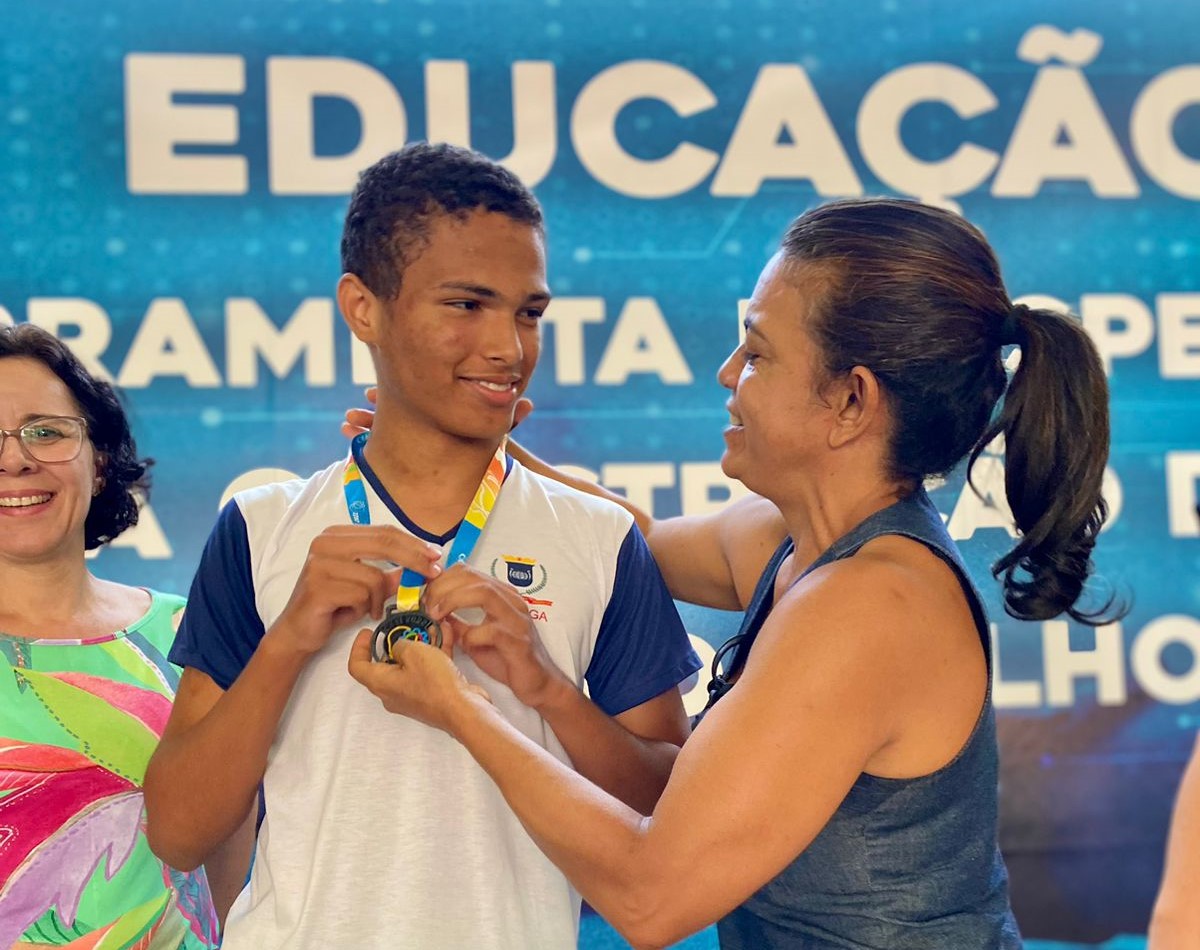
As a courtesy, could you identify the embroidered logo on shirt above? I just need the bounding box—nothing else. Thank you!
[491,555,554,617]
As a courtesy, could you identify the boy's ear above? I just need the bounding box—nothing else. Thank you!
[338,273,382,345]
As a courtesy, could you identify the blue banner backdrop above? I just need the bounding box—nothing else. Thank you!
[2,0,1198,940]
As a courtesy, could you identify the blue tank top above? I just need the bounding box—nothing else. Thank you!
[700,489,1022,949]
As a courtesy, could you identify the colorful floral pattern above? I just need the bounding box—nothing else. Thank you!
[0,592,218,949]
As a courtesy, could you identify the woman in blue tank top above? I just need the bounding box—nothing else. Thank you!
[350,198,1121,949]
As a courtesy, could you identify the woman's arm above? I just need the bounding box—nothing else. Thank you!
[509,440,787,611]
[1149,732,1200,948]
[351,555,917,949]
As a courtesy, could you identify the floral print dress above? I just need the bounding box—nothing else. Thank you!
[0,590,218,949]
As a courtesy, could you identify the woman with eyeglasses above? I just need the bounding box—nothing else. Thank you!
[347,198,1122,949]
[0,324,229,948]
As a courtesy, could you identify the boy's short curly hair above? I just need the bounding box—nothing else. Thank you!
[340,141,544,299]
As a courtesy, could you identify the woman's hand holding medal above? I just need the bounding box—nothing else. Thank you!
[265,524,444,660]
[347,623,487,734]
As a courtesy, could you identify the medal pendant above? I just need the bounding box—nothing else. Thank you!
[370,605,443,663]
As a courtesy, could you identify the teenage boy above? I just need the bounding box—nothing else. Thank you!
[145,142,700,950]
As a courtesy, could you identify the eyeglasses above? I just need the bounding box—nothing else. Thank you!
[0,415,89,463]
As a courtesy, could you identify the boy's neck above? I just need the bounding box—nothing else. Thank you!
[360,412,505,537]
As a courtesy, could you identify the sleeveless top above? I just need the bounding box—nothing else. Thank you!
[700,489,1022,949]
[0,591,219,950]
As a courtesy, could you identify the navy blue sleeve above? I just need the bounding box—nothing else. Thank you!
[585,525,702,716]
[169,500,266,691]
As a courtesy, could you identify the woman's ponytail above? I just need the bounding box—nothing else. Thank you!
[969,304,1122,624]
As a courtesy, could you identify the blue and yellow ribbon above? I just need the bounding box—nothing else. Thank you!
[343,432,507,612]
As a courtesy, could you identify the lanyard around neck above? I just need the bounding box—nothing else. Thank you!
[342,432,507,611]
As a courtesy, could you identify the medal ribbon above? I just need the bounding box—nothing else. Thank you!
[342,432,507,612]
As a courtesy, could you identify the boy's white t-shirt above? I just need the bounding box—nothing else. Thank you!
[171,449,700,950]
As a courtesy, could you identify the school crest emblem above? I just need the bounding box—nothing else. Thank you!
[491,555,553,608]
